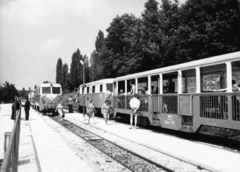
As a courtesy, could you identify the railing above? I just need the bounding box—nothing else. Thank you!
[199,93,240,121]
[1,103,21,172]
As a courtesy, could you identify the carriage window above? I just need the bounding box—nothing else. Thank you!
[87,87,89,93]
[52,87,61,94]
[42,87,51,94]
[100,85,103,92]
[106,84,113,92]
[92,86,95,93]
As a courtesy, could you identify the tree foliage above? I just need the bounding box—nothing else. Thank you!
[57,0,240,89]
[0,82,19,102]
[62,63,69,93]
[56,58,63,85]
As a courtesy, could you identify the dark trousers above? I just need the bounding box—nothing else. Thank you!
[25,110,30,120]
[68,105,73,113]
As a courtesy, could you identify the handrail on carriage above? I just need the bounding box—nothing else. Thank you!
[0,102,21,172]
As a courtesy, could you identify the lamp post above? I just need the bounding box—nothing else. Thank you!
[80,60,85,117]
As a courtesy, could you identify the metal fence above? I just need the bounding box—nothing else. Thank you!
[0,103,21,172]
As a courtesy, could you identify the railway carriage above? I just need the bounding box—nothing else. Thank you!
[78,79,114,116]
[113,51,240,132]
[34,83,62,113]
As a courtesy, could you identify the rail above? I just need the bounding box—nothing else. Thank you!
[0,103,21,172]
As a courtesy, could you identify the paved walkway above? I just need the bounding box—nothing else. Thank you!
[0,104,97,172]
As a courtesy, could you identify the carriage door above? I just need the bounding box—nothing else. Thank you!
[179,69,195,131]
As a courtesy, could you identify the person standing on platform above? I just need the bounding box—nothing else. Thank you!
[24,98,30,120]
[11,96,21,120]
[129,94,141,129]
[86,100,96,124]
[55,100,64,121]
[67,96,73,113]
[101,100,113,124]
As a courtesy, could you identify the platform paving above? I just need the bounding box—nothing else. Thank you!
[0,104,98,172]
[63,110,240,172]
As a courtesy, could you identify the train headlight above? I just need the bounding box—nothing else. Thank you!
[42,100,45,104]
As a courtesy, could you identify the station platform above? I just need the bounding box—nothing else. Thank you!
[0,104,100,172]
[1,104,240,172]
[64,111,240,172]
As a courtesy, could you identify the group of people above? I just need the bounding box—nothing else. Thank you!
[11,96,30,121]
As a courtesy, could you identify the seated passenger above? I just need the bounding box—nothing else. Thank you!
[151,86,155,94]
[143,86,148,94]
[166,78,175,93]
[232,80,240,92]
[119,89,125,95]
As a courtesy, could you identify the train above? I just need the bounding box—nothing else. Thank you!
[64,51,240,133]
[29,83,62,113]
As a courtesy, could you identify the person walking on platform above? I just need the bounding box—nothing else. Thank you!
[55,100,64,121]
[24,98,30,120]
[86,100,96,124]
[129,94,141,129]
[11,96,21,120]
[67,96,73,113]
[101,100,113,124]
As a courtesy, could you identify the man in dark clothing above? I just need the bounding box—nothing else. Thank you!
[167,78,175,93]
[24,98,31,120]
[67,96,73,113]
[11,96,21,120]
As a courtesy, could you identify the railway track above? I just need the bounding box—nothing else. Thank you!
[51,117,175,172]
[64,107,240,152]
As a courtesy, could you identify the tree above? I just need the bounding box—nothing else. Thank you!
[0,87,8,103]
[70,49,83,90]
[176,0,240,61]
[56,58,63,85]
[105,14,142,76]
[62,63,69,93]
[90,31,107,81]
[2,82,19,102]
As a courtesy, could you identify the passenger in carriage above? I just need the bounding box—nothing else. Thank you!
[128,82,136,96]
[232,80,240,121]
[151,86,155,94]
[143,86,148,94]
[118,89,125,108]
[154,86,159,94]
[118,89,125,95]
[232,80,240,92]
[166,78,175,93]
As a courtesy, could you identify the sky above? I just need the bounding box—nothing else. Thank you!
[0,0,186,90]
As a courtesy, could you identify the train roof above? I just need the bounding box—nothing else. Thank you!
[114,51,240,81]
[39,83,61,87]
[79,78,114,88]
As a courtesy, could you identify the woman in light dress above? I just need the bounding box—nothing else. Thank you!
[55,100,64,121]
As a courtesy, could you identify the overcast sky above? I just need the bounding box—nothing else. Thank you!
[0,0,185,90]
